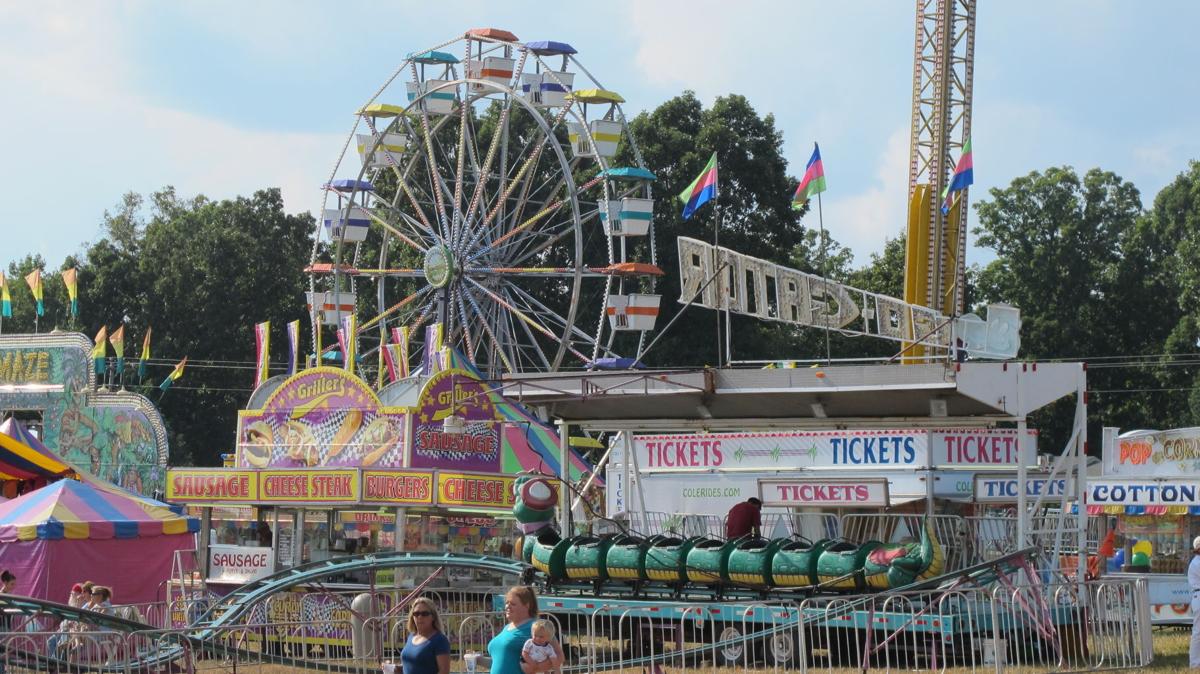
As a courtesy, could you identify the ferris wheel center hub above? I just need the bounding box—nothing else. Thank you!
[423,245,456,288]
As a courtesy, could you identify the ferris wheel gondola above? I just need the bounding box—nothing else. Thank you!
[309,28,661,379]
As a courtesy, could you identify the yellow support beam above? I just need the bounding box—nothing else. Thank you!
[902,185,932,361]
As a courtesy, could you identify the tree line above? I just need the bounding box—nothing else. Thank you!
[4,91,1200,465]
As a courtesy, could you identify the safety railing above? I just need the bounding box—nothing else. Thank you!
[0,577,1152,673]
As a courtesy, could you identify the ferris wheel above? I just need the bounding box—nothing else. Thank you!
[307,28,662,378]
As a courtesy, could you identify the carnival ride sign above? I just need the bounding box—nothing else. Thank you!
[208,544,274,583]
[167,469,259,502]
[436,471,516,509]
[259,469,359,503]
[410,369,502,473]
[930,429,1037,468]
[1104,428,1200,477]
[973,473,1073,502]
[633,430,927,471]
[236,367,405,469]
[1087,480,1200,506]
[676,237,1020,358]
[0,349,51,384]
[759,478,889,507]
[632,429,1035,472]
[360,469,436,506]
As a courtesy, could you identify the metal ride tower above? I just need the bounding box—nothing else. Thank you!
[903,0,976,326]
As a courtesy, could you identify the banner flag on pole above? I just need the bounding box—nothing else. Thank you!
[941,137,974,214]
[159,357,187,391]
[381,341,398,383]
[393,326,411,379]
[287,320,300,375]
[422,323,444,374]
[0,272,11,318]
[24,269,43,317]
[138,327,152,380]
[254,321,270,387]
[109,325,125,375]
[62,268,79,317]
[92,326,108,376]
[677,152,718,221]
[338,314,357,372]
[792,143,827,209]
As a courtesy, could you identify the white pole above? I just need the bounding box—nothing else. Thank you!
[557,420,570,536]
[1016,368,1027,552]
[625,431,648,533]
[1077,365,1088,583]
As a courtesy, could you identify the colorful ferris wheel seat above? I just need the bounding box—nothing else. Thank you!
[605,293,661,331]
[406,80,456,114]
[325,179,375,193]
[524,40,577,56]
[467,27,520,42]
[356,133,408,170]
[601,167,657,181]
[565,122,590,158]
[566,119,622,159]
[521,71,575,107]
[600,197,653,236]
[322,206,370,243]
[407,50,460,66]
[358,103,407,119]
[466,57,516,90]
[588,119,622,158]
[305,291,357,325]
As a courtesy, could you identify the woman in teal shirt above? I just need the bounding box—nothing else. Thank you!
[479,586,563,674]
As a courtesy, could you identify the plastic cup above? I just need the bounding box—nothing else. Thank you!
[464,652,479,673]
[382,663,397,674]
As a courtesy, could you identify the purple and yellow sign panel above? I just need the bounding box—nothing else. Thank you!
[236,367,406,469]
[258,469,360,503]
[436,471,516,510]
[360,469,436,506]
[166,469,259,502]
[410,369,502,472]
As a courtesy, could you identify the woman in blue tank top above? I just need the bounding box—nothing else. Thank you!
[400,597,450,674]
[478,586,563,674]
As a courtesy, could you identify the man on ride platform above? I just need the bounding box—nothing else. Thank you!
[1189,535,1200,667]
[725,497,762,539]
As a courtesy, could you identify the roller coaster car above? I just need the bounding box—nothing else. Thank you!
[530,530,571,582]
[816,540,882,591]
[725,537,787,586]
[605,534,650,581]
[770,537,831,588]
[685,537,739,584]
[563,535,615,582]
[642,535,701,583]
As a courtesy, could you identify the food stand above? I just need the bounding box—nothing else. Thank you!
[1090,427,1200,624]
[167,361,593,591]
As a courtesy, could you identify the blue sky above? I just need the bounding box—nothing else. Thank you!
[3,1,1199,272]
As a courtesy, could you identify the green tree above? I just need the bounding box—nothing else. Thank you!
[972,166,1149,452]
[617,92,817,366]
[77,187,315,466]
[1145,161,1200,424]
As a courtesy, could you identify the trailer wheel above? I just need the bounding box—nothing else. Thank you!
[717,626,745,663]
[766,632,796,666]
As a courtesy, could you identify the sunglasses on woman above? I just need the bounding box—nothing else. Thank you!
[412,611,433,617]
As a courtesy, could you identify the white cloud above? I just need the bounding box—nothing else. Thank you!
[0,3,340,263]
[821,127,910,263]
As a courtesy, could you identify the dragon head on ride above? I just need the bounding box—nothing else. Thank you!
[512,473,558,535]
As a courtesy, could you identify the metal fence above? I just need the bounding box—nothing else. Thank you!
[0,577,1152,673]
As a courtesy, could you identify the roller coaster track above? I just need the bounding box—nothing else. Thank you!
[0,548,1039,673]
[0,551,529,672]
